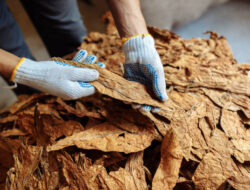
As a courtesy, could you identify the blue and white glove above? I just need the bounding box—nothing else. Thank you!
[10,49,103,100]
[122,33,168,112]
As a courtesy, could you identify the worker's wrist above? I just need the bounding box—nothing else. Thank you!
[117,14,148,39]
[0,49,21,80]
[119,25,148,39]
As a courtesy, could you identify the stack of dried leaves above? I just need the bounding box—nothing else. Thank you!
[0,13,250,189]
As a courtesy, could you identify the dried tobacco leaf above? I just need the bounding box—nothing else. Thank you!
[41,115,84,140]
[56,98,102,119]
[164,61,250,96]
[98,167,125,190]
[5,145,43,189]
[124,152,147,190]
[57,152,101,190]
[228,162,250,190]
[0,128,27,138]
[192,152,236,190]
[98,152,147,190]
[0,115,18,124]
[221,109,248,140]
[203,88,250,118]
[47,122,154,153]
[152,129,183,190]
[9,94,48,114]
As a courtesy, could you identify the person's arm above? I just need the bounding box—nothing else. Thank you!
[0,49,21,79]
[106,0,147,38]
[107,0,168,104]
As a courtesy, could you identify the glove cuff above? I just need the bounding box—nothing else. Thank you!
[12,58,42,86]
[122,33,151,44]
[10,57,26,82]
[122,34,155,53]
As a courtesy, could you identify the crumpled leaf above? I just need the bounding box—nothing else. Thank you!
[98,152,147,190]
[41,115,84,140]
[5,145,43,189]
[9,94,48,114]
[192,152,236,190]
[56,98,102,119]
[228,162,250,190]
[57,152,101,190]
[124,152,147,190]
[152,129,183,190]
[47,122,154,153]
[0,128,27,138]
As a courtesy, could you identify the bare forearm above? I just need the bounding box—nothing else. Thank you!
[106,0,148,38]
[0,49,20,79]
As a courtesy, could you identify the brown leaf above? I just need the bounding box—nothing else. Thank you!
[56,98,102,119]
[99,152,147,190]
[228,162,250,190]
[5,145,43,189]
[57,152,100,190]
[9,93,48,114]
[47,122,154,153]
[221,109,249,141]
[0,128,27,138]
[192,152,236,190]
[124,152,147,190]
[152,129,183,190]
[41,115,84,140]
[0,115,18,124]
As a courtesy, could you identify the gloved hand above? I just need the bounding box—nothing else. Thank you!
[122,33,168,101]
[10,49,102,100]
[122,33,168,112]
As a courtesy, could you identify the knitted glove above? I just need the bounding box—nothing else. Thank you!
[10,49,101,100]
[122,33,168,101]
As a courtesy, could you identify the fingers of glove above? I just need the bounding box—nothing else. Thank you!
[131,103,152,112]
[96,62,106,68]
[140,105,152,112]
[83,55,106,69]
[152,68,168,101]
[72,49,105,69]
[151,107,160,113]
[63,81,95,100]
[67,67,99,81]
[72,49,88,62]
[141,64,168,101]
[131,103,158,113]
[84,55,97,64]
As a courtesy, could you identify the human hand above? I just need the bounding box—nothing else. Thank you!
[10,49,102,100]
[122,33,168,101]
[122,33,168,112]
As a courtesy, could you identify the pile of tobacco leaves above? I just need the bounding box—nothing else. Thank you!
[0,12,249,190]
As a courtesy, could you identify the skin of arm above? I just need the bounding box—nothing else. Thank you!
[0,49,20,79]
[106,0,148,38]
